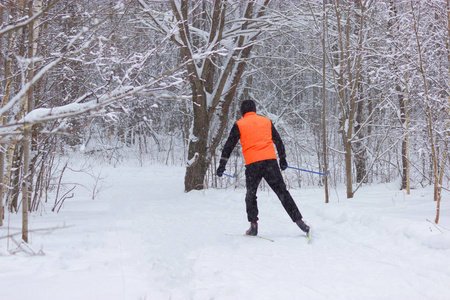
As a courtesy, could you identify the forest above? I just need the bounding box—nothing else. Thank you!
[0,0,449,238]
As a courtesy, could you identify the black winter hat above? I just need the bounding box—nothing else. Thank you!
[241,100,256,116]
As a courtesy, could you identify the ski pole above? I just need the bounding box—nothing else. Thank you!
[286,165,329,176]
[219,172,237,178]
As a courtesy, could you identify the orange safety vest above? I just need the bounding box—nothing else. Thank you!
[236,112,277,165]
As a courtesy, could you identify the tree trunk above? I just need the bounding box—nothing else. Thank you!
[354,82,366,184]
[9,145,22,212]
[0,147,4,226]
[389,0,411,192]
[405,81,411,195]
[436,0,450,223]
[0,8,4,226]
[411,2,442,223]
[333,0,351,198]
[400,85,411,193]
[21,0,42,242]
[344,138,353,198]
[184,95,209,191]
[334,0,365,198]
[22,133,30,242]
[322,0,329,203]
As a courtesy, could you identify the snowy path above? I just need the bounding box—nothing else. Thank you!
[1,164,450,300]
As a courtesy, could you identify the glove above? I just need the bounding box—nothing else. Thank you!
[279,157,288,171]
[216,162,226,177]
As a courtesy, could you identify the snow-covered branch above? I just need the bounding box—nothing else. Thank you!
[0,0,59,37]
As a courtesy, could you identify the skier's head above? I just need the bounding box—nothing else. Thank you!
[240,100,256,116]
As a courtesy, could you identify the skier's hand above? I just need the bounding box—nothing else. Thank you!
[279,157,288,171]
[216,164,226,177]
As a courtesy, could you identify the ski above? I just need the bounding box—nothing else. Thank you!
[226,230,310,243]
[226,233,274,242]
[253,235,275,242]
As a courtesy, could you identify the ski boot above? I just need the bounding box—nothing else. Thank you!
[296,219,310,237]
[245,222,258,236]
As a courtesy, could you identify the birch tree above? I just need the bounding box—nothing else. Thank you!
[19,0,43,243]
[322,0,329,203]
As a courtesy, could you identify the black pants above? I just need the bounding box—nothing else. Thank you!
[245,159,302,223]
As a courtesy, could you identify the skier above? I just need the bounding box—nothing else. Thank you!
[216,100,310,237]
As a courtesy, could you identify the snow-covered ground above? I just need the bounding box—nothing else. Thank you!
[1,162,450,300]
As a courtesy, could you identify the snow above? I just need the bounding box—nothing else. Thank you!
[1,162,450,300]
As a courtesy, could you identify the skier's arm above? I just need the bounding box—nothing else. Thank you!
[217,123,240,175]
[272,123,288,170]
[272,123,286,159]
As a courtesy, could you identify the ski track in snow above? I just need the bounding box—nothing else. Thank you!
[1,164,450,300]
